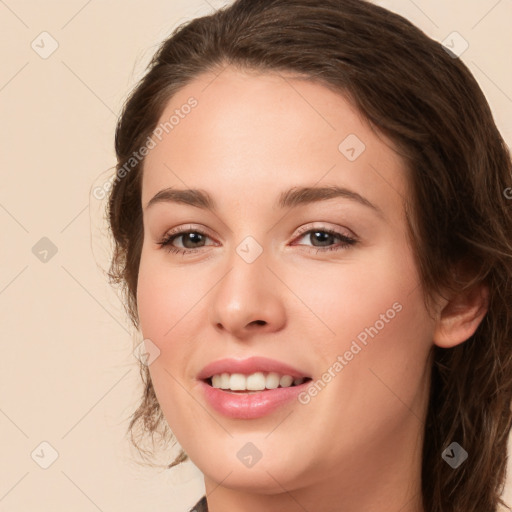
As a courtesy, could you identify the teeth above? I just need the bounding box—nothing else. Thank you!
[230,373,246,390]
[246,372,266,390]
[210,372,307,391]
[220,373,230,389]
[280,375,294,387]
[211,374,222,388]
[266,372,280,389]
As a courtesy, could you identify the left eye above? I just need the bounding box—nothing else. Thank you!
[292,228,357,251]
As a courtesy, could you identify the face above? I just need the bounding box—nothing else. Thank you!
[137,67,436,497]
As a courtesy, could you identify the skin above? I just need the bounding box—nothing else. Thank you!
[136,66,488,512]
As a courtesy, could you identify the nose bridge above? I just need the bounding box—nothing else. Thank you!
[209,234,286,337]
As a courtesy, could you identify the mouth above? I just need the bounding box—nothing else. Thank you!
[197,357,313,419]
[202,372,313,394]
[197,355,312,396]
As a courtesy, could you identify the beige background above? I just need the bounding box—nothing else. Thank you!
[1,0,511,511]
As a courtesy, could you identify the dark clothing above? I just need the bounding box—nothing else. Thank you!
[189,495,208,512]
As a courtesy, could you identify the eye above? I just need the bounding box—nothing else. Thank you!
[292,226,357,252]
[157,226,215,255]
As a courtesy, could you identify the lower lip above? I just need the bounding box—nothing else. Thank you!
[199,379,312,419]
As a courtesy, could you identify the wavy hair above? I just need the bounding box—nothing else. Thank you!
[107,1,512,510]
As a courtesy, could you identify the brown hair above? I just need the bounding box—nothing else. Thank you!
[107,1,512,510]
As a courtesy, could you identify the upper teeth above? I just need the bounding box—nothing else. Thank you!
[211,372,306,391]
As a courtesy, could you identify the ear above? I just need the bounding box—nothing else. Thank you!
[433,282,489,349]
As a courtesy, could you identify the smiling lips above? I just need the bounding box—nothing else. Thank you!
[197,356,313,419]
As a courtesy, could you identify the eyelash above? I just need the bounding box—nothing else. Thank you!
[157,225,357,256]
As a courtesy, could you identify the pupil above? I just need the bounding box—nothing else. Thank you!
[312,231,332,246]
[184,233,203,248]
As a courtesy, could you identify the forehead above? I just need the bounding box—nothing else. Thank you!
[141,67,409,216]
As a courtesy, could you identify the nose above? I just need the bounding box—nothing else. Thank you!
[209,246,286,340]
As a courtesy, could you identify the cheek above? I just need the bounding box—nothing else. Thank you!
[291,240,435,418]
[288,242,425,354]
[331,286,433,450]
[136,248,202,341]
[135,251,200,403]
[294,244,434,430]
[136,253,201,431]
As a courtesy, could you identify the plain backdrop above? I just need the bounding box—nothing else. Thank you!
[1,1,511,511]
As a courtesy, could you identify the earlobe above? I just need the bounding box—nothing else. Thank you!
[432,282,489,349]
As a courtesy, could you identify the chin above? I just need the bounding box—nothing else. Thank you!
[204,466,295,495]
[194,443,310,494]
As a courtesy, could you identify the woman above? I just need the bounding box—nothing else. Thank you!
[107,0,512,510]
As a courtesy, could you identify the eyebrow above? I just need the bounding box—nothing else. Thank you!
[145,185,384,218]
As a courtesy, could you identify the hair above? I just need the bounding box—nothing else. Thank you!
[107,0,512,510]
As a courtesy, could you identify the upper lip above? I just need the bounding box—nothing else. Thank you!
[197,356,311,380]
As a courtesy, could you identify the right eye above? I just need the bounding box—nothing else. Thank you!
[158,228,215,255]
